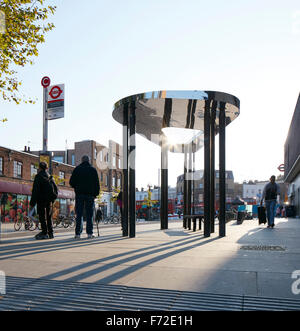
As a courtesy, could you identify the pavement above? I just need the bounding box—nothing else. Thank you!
[1,217,300,310]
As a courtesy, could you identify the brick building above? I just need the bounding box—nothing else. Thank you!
[30,139,123,193]
[284,93,300,217]
[0,146,75,224]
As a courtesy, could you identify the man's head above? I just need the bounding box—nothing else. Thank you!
[270,175,276,183]
[81,155,90,163]
[39,162,48,172]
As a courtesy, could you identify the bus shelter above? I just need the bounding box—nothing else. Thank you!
[112,90,240,238]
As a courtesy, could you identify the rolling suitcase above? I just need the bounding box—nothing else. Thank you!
[258,206,266,224]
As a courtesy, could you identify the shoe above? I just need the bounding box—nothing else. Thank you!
[267,225,271,228]
[271,224,275,228]
[48,233,54,239]
[35,232,49,240]
[87,234,95,239]
[74,234,81,239]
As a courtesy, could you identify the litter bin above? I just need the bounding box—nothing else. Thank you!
[285,205,296,218]
[237,211,246,224]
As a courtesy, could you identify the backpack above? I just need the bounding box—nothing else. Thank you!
[45,176,58,203]
[265,183,277,201]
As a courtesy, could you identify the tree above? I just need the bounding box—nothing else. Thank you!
[0,0,56,109]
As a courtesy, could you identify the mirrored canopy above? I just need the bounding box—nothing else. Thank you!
[112,90,240,153]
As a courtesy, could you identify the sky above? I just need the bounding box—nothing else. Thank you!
[0,0,299,189]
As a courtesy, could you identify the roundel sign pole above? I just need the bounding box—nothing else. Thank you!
[41,76,51,152]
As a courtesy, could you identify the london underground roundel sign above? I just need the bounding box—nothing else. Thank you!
[277,164,285,172]
[41,76,50,88]
[49,85,63,99]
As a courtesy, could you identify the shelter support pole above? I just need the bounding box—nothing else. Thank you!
[204,100,211,237]
[122,103,129,237]
[187,142,192,230]
[219,102,226,237]
[129,101,136,238]
[210,101,217,233]
[161,134,168,230]
[183,146,188,229]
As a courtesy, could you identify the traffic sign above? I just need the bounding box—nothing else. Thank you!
[41,76,50,88]
[49,85,63,100]
[277,164,285,172]
[47,84,65,120]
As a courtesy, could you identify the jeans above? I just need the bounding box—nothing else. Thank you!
[265,200,276,226]
[75,195,94,235]
[37,201,53,235]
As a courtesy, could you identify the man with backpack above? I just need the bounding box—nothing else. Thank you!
[69,155,100,239]
[261,175,280,228]
[30,162,58,240]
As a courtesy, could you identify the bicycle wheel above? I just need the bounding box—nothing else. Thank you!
[14,219,22,231]
[113,215,119,224]
[69,217,75,228]
[63,218,69,228]
[28,219,37,231]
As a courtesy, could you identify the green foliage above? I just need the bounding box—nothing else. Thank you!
[0,0,56,107]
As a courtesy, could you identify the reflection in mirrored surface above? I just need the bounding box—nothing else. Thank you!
[113,90,240,153]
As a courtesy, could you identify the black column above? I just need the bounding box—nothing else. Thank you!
[161,133,168,230]
[204,100,211,237]
[122,103,129,237]
[183,147,188,229]
[192,141,195,215]
[187,142,192,230]
[219,102,226,237]
[210,101,217,233]
[129,101,136,238]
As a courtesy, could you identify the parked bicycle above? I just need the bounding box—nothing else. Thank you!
[14,214,40,231]
[103,214,121,224]
[52,214,75,228]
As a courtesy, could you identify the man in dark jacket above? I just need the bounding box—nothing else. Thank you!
[261,175,280,228]
[70,155,100,239]
[30,162,58,240]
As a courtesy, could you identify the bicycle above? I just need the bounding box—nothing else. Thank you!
[61,215,75,228]
[103,214,120,224]
[14,214,40,231]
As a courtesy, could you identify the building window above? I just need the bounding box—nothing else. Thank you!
[118,157,121,169]
[13,161,22,178]
[112,176,116,188]
[71,154,75,166]
[59,171,65,185]
[105,175,108,186]
[53,156,64,163]
[31,164,38,180]
[113,155,116,167]
[100,172,103,182]
[94,148,97,160]
[100,150,103,162]
[117,177,121,188]
[0,157,3,175]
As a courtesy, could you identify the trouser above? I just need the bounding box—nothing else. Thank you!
[75,195,94,235]
[265,200,276,226]
[37,201,53,235]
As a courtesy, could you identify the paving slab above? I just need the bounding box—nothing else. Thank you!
[1,217,300,302]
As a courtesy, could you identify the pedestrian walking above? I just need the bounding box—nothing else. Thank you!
[69,155,100,239]
[30,162,58,240]
[261,175,280,228]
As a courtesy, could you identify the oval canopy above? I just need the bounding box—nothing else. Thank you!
[113,90,240,153]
